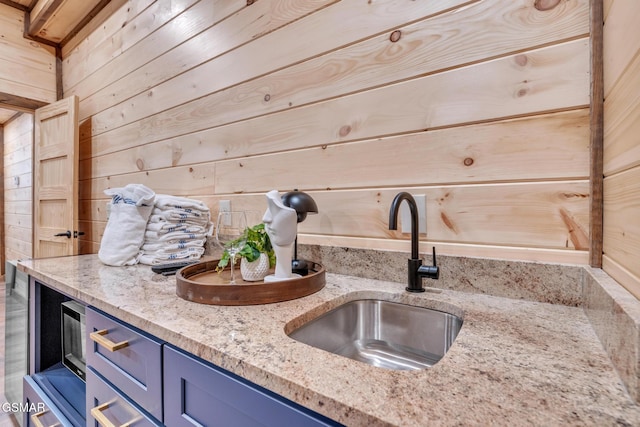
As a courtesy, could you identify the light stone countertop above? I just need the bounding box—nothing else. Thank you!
[19,254,640,426]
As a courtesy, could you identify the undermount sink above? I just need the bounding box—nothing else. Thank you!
[287,299,463,371]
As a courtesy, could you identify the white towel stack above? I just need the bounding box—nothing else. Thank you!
[138,194,212,265]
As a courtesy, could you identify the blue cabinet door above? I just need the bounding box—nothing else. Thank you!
[23,376,73,427]
[163,345,341,427]
[86,306,163,421]
[86,367,162,427]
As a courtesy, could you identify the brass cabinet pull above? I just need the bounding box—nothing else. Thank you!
[91,402,139,427]
[90,329,129,351]
[30,410,59,427]
[91,403,114,427]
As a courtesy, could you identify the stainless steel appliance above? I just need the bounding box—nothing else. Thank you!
[61,300,86,381]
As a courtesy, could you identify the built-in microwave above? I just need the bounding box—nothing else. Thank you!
[61,300,86,381]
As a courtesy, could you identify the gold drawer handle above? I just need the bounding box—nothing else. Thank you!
[90,329,129,351]
[30,410,60,427]
[91,402,138,427]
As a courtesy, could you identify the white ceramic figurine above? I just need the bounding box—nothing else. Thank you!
[262,190,300,282]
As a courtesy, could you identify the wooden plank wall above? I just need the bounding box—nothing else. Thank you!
[3,113,34,262]
[63,0,592,264]
[0,2,56,108]
[602,0,640,298]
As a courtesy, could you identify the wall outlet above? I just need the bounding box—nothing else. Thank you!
[218,200,231,225]
[219,200,231,212]
[400,194,426,234]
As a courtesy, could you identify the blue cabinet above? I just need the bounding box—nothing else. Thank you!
[26,281,341,427]
[86,307,163,421]
[86,367,162,427]
[25,279,85,427]
[163,345,340,427]
[23,372,74,427]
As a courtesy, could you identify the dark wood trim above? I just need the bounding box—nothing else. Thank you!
[22,10,59,48]
[589,0,604,268]
[0,0,28,11]
[0,92,47,112]
[56,45,63,100]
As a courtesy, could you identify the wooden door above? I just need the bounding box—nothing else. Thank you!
[33,95,79,258]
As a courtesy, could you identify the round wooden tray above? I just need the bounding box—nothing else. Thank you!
[175,260,326,305]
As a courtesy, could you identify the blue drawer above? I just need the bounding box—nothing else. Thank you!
[24,375,74,427]
[86,367,162,427]
[86,307,163,421]
[163,345,341,427]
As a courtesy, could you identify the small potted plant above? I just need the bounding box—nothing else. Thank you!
[216,223,276,281]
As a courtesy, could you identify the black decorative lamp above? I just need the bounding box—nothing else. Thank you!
[281,189,318,276]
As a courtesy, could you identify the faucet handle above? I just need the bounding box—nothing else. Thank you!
[418,247,439,280]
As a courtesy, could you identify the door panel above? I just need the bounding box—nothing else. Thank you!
[33,95,79,258]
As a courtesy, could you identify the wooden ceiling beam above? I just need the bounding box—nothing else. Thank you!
[27,0,63,39]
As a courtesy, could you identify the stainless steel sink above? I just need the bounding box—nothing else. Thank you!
[287,299,462,370]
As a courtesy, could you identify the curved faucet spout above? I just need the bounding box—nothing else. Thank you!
[389,192,419,259]
[389,192,439,293]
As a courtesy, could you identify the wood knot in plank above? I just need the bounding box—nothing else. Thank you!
[136,159,144,170]
[389,30,402,43]
[463,157,474,166]
[264,94,271,102]
[534,0,561,11]
[339,125,352,137]
[515,55,528,67]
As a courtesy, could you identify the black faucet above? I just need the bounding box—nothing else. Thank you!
[388,192,439,292]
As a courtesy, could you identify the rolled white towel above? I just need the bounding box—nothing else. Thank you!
[99,184,155,266]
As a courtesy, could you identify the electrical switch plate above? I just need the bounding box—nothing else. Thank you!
[400,194,426,234]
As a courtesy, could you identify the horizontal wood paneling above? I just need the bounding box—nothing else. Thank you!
[602,0,640,96]
[62,0,188,90]
[603,47,640,175]
[214,110,590,193]
[602,0,640,299]
[3,112,33,261]
[0,3,56,107]
[59,0,129,55]
[78,0,587,137]
[62,0,592,264]
[79,38,590,176]
[71,0,337,123]
[603,168,640,296]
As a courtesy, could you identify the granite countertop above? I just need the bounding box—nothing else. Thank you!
[19,254,640,426]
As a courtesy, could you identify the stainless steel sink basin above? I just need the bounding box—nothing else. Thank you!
[287,299,462,370]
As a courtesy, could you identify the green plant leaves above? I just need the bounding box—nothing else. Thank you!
[216,223,276,272]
